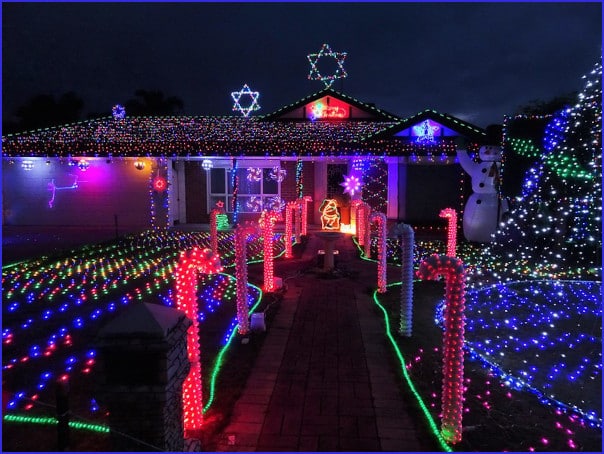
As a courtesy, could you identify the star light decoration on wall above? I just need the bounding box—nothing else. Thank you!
[231,84,261,117]
[341,174,362,196]
[307,43,348,88]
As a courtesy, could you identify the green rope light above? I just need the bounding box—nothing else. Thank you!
[3,414,110,433]
[203,276,263,413]
[372,284,453,452]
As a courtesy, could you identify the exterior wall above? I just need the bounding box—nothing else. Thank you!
[404,163,464,223]
[2,157,156,229]
[184,161,208,223]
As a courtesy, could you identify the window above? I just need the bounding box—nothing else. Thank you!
[208,164,283,213]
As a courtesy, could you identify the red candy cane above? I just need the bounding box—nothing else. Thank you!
[234,223,259,335]
[285,202,297,258]
[259,210,280,292]
[369,211,387,293]
[300,195,313,236]
[175,247,223,433]
[439,208,458,257]
[417,254,466,444]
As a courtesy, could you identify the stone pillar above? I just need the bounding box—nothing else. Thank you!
[96,303,192,452]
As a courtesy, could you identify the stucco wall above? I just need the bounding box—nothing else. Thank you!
[2,157,160,228]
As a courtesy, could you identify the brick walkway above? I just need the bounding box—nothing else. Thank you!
[217,232,439,452]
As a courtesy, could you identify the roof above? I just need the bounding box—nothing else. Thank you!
[261,87,402,122]
[365,108,486,142]
[2,96,486,158]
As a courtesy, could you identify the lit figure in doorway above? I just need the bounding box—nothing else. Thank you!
[320,198,340,230]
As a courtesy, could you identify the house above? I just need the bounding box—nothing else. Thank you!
[2,88,488,235]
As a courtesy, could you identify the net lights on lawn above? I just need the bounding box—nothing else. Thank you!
[231,84,260,117]
[307,43,348,88]
[259,210,281,292]
[439,208,458,257]
[174,247,224,433]
[417,254,466,444]
[369,212,387,293]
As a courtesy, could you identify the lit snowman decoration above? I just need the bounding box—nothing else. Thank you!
[457,145,509,242]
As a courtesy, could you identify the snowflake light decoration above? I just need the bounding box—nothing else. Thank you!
[231,84,260,117]
[246,167,262,182]
[246,196,263,212]
[269,166,287,182]
[307,43,348,88]
[112,104,126,119]
[266,196,285,212]
[341,174,362,196]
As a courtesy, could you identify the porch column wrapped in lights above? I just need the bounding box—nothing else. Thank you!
[362,203,372,258]
[299,195,313,236]
[417,254,466,444]
[259,210,281,292]
[294,203,302,243]
[369,211,387,293]
[174,247,223,435]
[351,200,364,245]
[284,201,297,258]
[396,223,415,337]
[439,208,458,257]
[234,223,259,335]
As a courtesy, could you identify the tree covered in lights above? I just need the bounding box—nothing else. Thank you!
[485,61,602,281]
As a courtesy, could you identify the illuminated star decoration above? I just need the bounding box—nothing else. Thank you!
[231,84,261,117]
[413,119,440,144]
[112,104,126,119]
[307,43,348,88]
[341,174,362,196]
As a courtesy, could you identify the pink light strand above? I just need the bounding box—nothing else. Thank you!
[210,210,219,255]
[234,223,258,335]
[369,211,387,293]
[285,201,296,258]
[300,196,313,236]
[175,247,223,434]
[259,210,280,292]
[439,208,458,257]
[417,254,466,444]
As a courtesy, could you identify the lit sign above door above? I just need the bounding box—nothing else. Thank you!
[306,96,349,120]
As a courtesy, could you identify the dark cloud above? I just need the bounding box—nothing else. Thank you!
[2,2,601,127]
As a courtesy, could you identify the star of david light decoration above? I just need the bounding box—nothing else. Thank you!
[341,174,362,196]
[307,43,348,88]
[231,84,261,117]
[112,104,126,119]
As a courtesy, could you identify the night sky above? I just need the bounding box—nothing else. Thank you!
[2,2,602,128]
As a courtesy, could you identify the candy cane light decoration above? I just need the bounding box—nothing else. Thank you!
[439,208,458,257]
[369,211,387,293]
[234,222,259,335]
[417,254,466,444]
[210,202,226,255]
[174,247,223,434]
[300,195,313,236]
[284,201,297,258]
[393,223,414,337]
[259,210,281,292]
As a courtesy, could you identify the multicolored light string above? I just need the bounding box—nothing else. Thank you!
[233,223,258,335]
[284,201,296,259]
[392,223,415,337]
